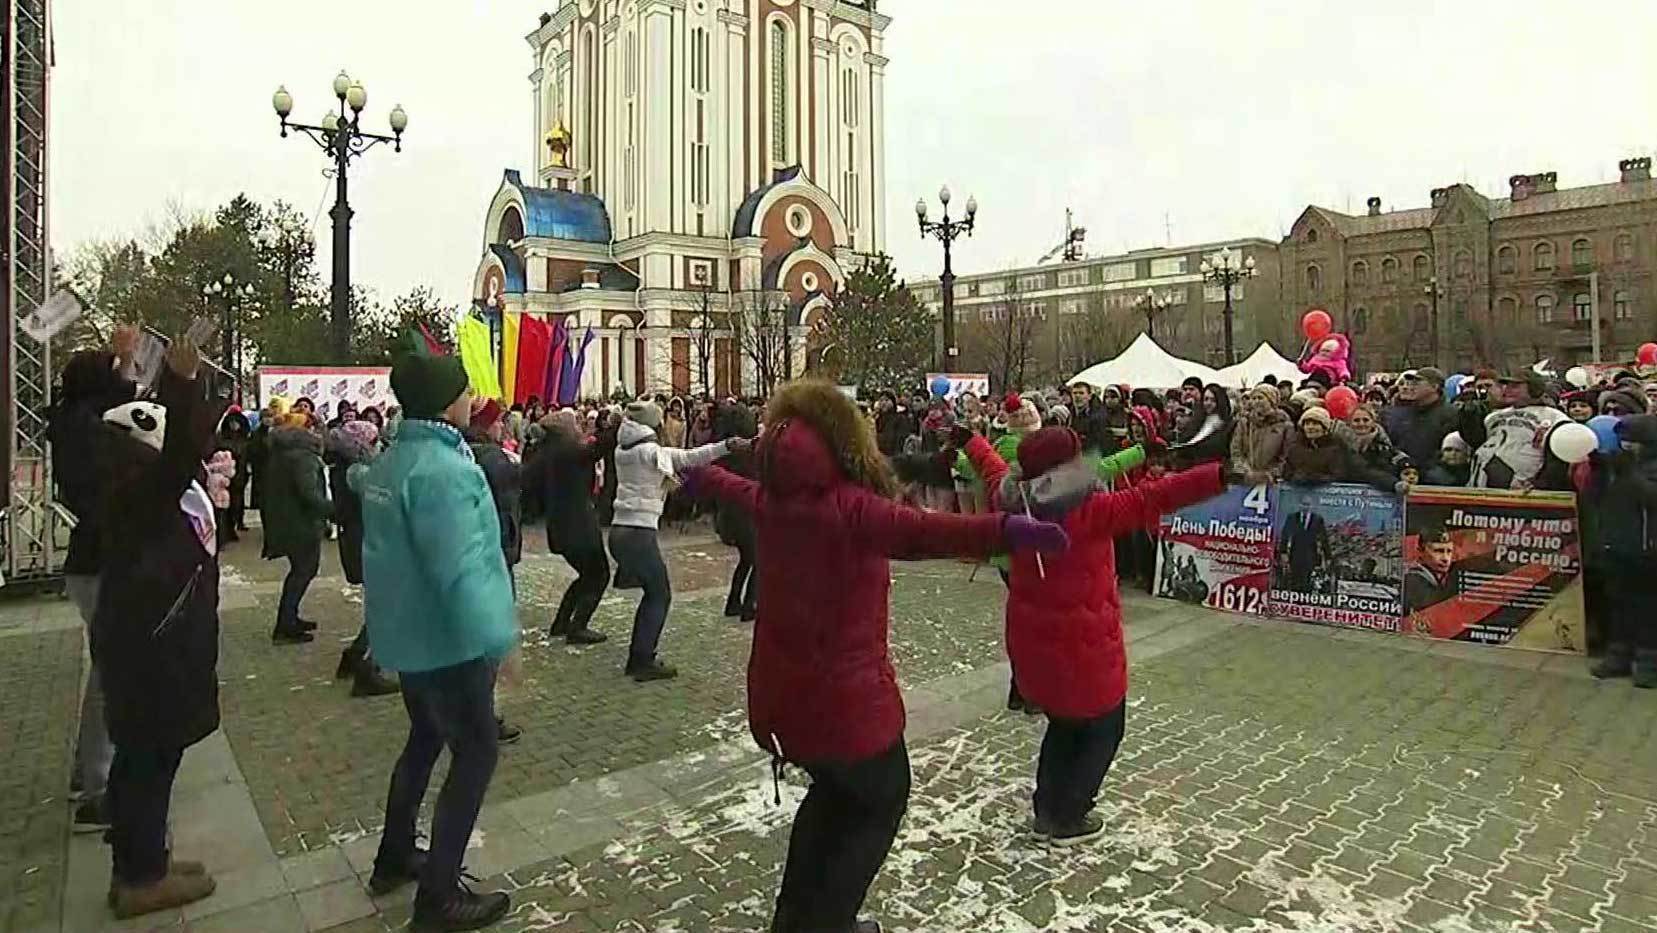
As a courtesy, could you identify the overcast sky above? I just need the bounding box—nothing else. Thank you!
[51,1,1657,307]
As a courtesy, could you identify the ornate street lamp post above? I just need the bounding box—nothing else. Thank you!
[202,273,255,381]
[916,186,978,368]
[272,73,407,362]
[1423,275,1445,369]
[1137,288,1174,341]
[1200,247,1256,366]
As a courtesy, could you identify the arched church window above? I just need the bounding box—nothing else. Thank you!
[769,20,791,165]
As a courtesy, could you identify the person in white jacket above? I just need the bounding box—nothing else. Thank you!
[611,400,747,681]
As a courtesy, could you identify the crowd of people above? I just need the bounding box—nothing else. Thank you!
[44,316,1657,931]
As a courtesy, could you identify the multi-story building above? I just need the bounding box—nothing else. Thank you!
[912,239,1286,386]
[471,0,889,397]
[1281,157,1657,373]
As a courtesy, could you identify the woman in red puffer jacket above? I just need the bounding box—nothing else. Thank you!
[965,426,1224,845]
[690,380,1067,933]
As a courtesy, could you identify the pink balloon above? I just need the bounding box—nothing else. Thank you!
[1302,309,1332,341]
[1325,386,1359,420]
[1639,342,1657,366]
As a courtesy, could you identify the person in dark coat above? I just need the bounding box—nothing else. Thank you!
[465,400,523,575]
[47,328,140,831]
[1380,367,1458,473]
[687,381,1068,933]
[328,419,398,697]
[260,414,331,643]
[597,408,621,526]
[214,409,251,544]
[873,391,917,457]
[1283,406,1402,492]
[245,400,277,515]
[713,401,760,621]
[527,408,617,643]
[1168,384,1233,469]
[1591,415,1657,686]
[92,336,224,918]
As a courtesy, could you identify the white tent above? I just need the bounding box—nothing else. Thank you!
[1214,342,1304,387]
[1067,333,1221,390]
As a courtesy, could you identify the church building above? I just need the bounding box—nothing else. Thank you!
[471,0,890,398]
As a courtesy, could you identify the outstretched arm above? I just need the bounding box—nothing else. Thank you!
[1076,462,1225,539]
[843,488,1006,561]
[693,465,761,513]
[1091,444,1146,483]
[665,438,735,473]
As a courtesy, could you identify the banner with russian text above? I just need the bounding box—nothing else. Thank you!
[1154,483,1276,615]
[1268,484,1405,632]
[1401,487,1584,653]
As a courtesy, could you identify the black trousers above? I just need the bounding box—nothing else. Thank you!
[374,657,499,900]
[774,739,910,932]
[276,539,321,632]
[1605,554,1657,655]
[227,475,248,530]
[1034,701,1127,825]
[609,526,671,662]
[553,545,610,634]
[107,744,185,885]
[727,536,757,613]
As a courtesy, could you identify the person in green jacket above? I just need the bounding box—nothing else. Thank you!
[260,412,332,644]
[954,411,1146,715]
[354,354,517,931]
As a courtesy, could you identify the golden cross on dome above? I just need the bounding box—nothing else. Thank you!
[545,122,571,168]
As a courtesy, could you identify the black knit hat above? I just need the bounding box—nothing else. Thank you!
[391,354,469,420]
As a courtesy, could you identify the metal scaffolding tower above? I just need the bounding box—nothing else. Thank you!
[3,0,58,586]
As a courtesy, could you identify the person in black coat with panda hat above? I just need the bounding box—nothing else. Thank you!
[91,330,226,919]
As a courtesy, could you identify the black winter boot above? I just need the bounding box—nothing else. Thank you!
[626,655,678,682]
[1592,645,1633,680]
[410,881,509,932]
[351,662,400,697]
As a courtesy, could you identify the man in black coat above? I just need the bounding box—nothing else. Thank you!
[93,334,225,918]
[527,408,617,643]
[47,326,140,832]
[464,400,523,573]
[1381,367,1458,472]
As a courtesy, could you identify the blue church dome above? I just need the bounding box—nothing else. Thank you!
[501,169,612,244]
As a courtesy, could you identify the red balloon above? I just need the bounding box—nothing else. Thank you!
[1302,309,1333,341]
[1639,342,1657,366]
[1325,386,1359,420]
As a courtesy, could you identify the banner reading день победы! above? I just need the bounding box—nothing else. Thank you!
[1402,486,1584,653]
[1154,484,1275,614]
[1267,484,1405,632]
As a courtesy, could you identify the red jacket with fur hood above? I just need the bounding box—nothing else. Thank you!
[700,418,1007,763]
[966,435,1223,718]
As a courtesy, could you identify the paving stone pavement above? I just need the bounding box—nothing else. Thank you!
[14,518,1657,932]
[0,626,82,933]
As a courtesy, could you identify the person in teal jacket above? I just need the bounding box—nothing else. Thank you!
[353,352,516,932]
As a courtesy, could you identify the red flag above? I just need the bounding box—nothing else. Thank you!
[514,316,551,406]
[418,321,449,356]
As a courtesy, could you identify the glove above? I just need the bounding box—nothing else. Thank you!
[678,466,708,499]
[1003,513,1069,554]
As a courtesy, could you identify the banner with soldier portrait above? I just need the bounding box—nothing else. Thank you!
[1401,487,1585,653]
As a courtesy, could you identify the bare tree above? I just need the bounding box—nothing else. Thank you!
[687,283,718,397]
[730,289,792,396]
[1060,304,1134,377]
[961,300,1042,393]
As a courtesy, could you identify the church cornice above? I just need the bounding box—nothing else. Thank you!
[811,38,835,54]
[863,52,888,68]
[716,10,748,27]
[639,0,686,12]
[602,15,621,35]
[528,67,545,83]
[525,6,579,49]
[801,0,891,32]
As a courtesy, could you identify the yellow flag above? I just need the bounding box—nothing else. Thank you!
[502,314,521,404]
[457,317,504,401]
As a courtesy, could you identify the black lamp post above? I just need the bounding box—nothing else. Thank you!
[916,186,978,368]
[202,273,255,381]
[1423,275,1444,369]
[1137,288,1173,341]
[1200,247,1256,366]
[272,73,407,362]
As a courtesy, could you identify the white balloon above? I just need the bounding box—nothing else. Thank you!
[1548,421,1597,464]
[1565,366,1589,389]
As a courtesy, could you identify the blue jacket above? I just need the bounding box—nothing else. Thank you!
[352,419,518,673]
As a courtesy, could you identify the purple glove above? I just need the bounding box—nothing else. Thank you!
[678,466,708,499]
[1003,514,1069,553]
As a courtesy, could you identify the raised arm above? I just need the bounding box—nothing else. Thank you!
[665,437,735,473]
[1091,444,1146,483]
[963,434,1010,505]
[1076,462,1225,540]
[843,487,1006,561]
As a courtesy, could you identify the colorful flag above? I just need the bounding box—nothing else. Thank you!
[457,316,504,400]
[502,314,522,404]
[418,321,448,356]
[545,316,568,405]
[560,326,596,405]
[514,316,551,406]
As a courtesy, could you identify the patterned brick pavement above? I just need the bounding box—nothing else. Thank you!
[214,531,1011,857]
[0,627,83,933]
[356,623,1657,933]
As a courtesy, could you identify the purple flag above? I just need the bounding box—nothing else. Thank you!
[543,316,568,404]
[559,326,596,405]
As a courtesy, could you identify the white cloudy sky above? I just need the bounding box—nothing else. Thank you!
[51,1,1657,306]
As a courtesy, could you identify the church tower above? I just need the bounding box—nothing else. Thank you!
[473,0,889,399]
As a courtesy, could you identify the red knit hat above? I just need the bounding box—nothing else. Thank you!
[469,398,504,432]
[1017,426,1082,480]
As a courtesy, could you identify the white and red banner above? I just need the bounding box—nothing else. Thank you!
[1154,483,1276,615]
[257,366,394,422]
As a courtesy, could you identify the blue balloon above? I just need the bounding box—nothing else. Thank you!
[1588,414,1622,454]
[929,376,952,398]
[1443,373,1468,399]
